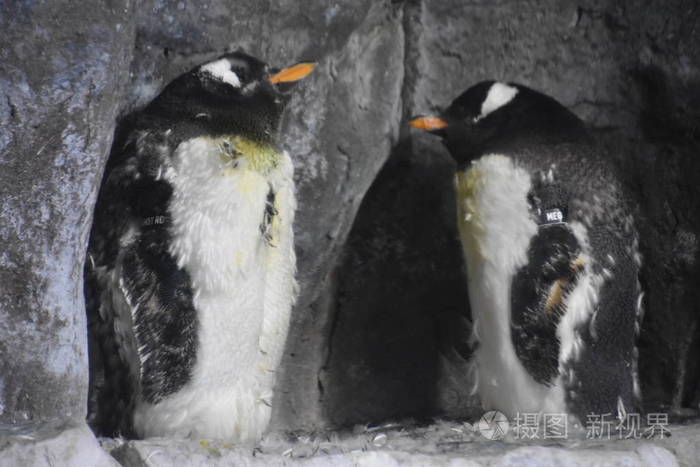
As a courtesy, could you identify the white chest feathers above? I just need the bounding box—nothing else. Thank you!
[455,154,606,418]
[165,137,280,291]
[134,136,297,442]
[455,154,564,416]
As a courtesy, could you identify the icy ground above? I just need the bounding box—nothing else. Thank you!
[103,419,695,466]
[2,419,698,466]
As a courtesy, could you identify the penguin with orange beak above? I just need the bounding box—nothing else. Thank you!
[85,52,314,441]
[411,81,642,424]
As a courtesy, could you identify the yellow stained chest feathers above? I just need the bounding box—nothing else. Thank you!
[213,135,282,175]
[455,166,487,268]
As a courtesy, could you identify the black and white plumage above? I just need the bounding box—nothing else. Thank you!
[85,52,314,441]
[411,82,642,422]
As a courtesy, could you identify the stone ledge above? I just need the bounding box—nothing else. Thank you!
[0,422,700,467]
[0,421,118,467]
[1,420,696,466]
[103,421,698,466]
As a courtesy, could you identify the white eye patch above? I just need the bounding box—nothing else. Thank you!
[200,59,241,88]
[474,82,518,122]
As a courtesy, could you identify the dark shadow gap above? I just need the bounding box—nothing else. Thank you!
[319,135,472,428]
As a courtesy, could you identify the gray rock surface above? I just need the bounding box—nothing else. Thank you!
[1,0,699,450]
[124,0,376,113]
[0,0,135,425]
[275,3,406,430]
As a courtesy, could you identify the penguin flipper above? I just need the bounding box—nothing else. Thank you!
[87,131,197,436]
[101,134,198,407]
[118,229,198,406]
[510,224,583,385]
[86,143,145,437]
[565,225,642,419]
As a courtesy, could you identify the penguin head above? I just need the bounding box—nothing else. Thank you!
[410,81,589,167]
[146,51,315,143]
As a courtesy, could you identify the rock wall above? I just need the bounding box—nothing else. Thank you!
[0,0,698,434]
[0,0,136,425]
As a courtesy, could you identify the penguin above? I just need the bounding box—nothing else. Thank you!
[410,81,643,424]
[84,51,315,441]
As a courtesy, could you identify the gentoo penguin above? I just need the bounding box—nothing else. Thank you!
[85,52,314,441]
[410,81,642,423]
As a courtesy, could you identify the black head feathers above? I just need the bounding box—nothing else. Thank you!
[140,51,315,144]
[411,81,590,166]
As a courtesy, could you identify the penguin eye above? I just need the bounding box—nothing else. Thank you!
[231,65,248,84]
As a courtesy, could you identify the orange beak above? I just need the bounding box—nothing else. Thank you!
[269,62,316,84]
[409,116,449,131]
